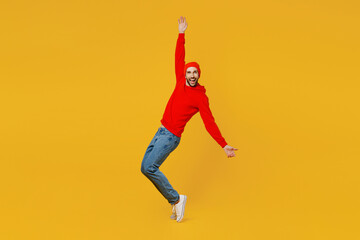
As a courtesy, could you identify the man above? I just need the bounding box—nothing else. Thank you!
[141,16,238,223]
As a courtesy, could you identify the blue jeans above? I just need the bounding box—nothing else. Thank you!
[141,126,181,204]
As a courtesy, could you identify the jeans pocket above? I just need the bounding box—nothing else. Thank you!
[174,137,180,147]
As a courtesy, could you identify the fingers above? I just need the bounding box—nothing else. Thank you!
[226,150,237,158]
[178,16,186,24]
[224,146,238,158]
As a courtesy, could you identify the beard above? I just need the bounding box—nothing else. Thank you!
[186,77,198,87]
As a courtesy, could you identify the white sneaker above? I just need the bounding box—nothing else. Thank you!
[174,195,187,222]
[170,204,176,220]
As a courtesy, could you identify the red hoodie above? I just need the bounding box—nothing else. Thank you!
[160,33,227,148]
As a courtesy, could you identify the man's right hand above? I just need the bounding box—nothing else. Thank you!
[178,16,188,33]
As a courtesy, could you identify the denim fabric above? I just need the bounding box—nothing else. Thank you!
[141,126,181,204]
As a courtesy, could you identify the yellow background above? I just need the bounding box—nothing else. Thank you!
[1,0,359,239]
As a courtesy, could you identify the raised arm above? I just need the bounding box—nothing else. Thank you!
[175,16,188,82]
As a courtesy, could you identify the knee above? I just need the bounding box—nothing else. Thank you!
[141,164,157,176]
[141,164,147,175]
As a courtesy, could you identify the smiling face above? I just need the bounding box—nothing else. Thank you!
[185,67,200,87]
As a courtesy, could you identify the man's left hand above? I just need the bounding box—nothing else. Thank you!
[223,145,238,158]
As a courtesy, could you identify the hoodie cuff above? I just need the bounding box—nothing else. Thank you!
[220,141,228,148]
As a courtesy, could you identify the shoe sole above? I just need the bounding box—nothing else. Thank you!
[177,195,187,222]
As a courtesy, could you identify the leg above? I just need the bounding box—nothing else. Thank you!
[141,127,181,204]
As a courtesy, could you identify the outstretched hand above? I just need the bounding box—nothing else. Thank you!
[178,16,188,33]
[223,145,238,158]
